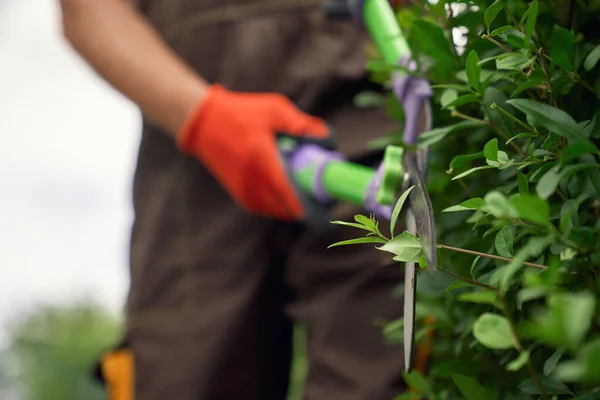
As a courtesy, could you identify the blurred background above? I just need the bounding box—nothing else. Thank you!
[0,0,466,398]
[0,0,139,397]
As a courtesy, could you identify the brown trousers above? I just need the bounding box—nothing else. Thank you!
[125,124,405,400]
[121,1,406,398]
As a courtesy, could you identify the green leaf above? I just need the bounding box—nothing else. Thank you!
[517,173,529,195]
[481,191,517,219]
[452,165,496,180]
[471,256,481,278]
[561,141,597,163]
[572,389,600,400]
[537,164,600,199]
[584,44,600,71]
[544,348,565,376]
[524,0,539,45]
[354,91,386,108]
[410,20,457,81]
[444,280,474,293]
[494,235,553,291]
[328,237,386,248]
[489,25,513,37]
[550,25,576,71]
[403,370,431,394]
[452,374,495,400]
[507,99,597,150]
[458,290,501,308]
[517,287,547,309]
[466,50,481,91]
[509,194,550,225]
[462,198,486,209]
[502,28,527,48]
[484,0,504,31]
[576,339,600,383]
[507,132,534,144]
[535,291,596,351]
[440,89,458,108]
[472,313,516,350]
[418,121,480,147]
[511,78,546,98]
[536,165,562,199]
[442,94,480,109]
[443,197,486,213]
[519,376,572,395]
[390,186,415,238]
[418,255,428,269]
[449,151,483,172]
[442,205,473,213]
[330,221,373,233]
[495,226,515,257]
[383,318,404,343]
[553,360,585,383]
[507,351,530,371]
[354,214,377,231]
[378,233,423,263]
[483,138,499,161]
[560,199,579,234]
[496,53,534,70]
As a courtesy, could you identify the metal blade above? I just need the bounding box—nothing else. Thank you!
[402,148,437,272]
[403,211,418,371]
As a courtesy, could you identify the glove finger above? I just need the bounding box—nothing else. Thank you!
[271,100,329,139]
[243,144,305,221]
[261,146,306,220]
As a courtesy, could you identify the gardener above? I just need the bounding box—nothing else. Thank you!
[59,0,405,399]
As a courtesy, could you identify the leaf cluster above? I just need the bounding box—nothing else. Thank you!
[345,0,600,398]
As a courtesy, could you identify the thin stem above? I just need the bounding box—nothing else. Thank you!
[505,6,521,29]
[539,52,600,98]
[574,73,600,98]
[451,111,489,125]
[482,34,513,53]
[437,244,548,269]
[457,179,475,198]
[375,228,390,242]
[480,105,526,157]
[443,269,499,291]
[538,48,554,99]
[491,124,528,157]
[490,103,539,137]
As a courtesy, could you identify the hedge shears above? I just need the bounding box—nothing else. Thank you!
[280,0,438,373]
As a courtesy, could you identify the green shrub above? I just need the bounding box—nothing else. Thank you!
[1,302,121,400]
[343,0,600,398]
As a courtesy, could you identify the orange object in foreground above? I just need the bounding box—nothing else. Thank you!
[177,84,330,222]
[101,348,134,400]
[407,315,436,399]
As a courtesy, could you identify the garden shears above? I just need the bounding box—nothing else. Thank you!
[283,0,438,373]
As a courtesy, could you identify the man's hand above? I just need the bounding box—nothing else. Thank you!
[178,85,331,221]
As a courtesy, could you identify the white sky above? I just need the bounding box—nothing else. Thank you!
[0,0,140,343]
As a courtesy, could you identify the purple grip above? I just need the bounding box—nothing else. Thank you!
[287,144,344,202]
[364,163,393,220]
[392,56,433,145]
[285,144,393,220]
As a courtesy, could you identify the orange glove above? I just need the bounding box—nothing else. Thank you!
[177,84,331,221]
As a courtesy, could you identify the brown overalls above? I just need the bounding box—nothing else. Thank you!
[106,1,406,399]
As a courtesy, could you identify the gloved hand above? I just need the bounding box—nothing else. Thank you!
[177,84,332,222]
